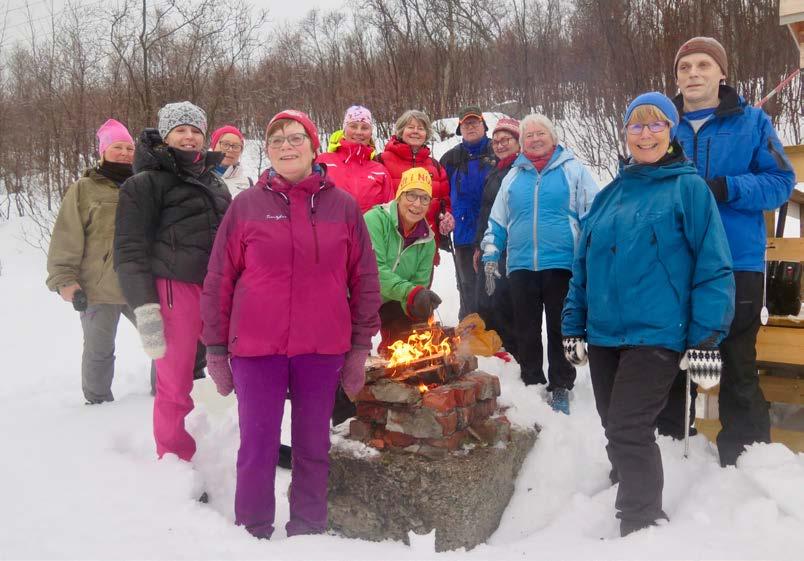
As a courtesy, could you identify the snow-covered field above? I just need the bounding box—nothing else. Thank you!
[1,212,803,561]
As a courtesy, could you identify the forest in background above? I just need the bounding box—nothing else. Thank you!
[0,0,800,222]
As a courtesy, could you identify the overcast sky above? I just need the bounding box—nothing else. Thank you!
[1,0,337,46]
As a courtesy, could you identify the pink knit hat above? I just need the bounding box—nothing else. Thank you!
[493,117,521,140]
[210,125,244,151]
[342,105,373,130]
[266,109,320,152]
[97,119,134,157]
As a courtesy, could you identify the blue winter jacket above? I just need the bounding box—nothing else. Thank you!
[480,146,599,273]
[561,153,735,352]
[440,137,497,246]
[673,86,795,272]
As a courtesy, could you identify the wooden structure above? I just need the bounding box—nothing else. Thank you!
[780,0,804,67]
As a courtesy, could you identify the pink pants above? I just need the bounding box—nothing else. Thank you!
[154,278,201,461]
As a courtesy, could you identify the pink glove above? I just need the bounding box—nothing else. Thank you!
[438,211,455,235]
[206,352,234,396]
[341,347,370,400]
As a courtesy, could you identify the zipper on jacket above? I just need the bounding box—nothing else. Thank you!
[167,279,174,310]
[705,139,712,179]
[310,193,320,264]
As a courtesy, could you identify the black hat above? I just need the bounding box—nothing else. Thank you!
[455,105,488,136]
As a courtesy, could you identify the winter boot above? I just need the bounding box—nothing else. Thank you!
[278,444,292,470]
[550,388,570,415]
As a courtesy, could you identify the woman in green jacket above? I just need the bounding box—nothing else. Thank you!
[364,167,442,352]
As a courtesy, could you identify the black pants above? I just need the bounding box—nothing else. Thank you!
[717,271,771,466]
[453,245,478,320]
[656,371,696,440]
[476,253,519,361]
[509,269,575,390]
[589,345,679,533]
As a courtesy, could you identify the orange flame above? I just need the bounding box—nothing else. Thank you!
[386,326,454,369]
[417,383,429,393]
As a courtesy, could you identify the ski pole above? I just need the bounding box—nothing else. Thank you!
[754,68,800,108]
[683,366,691,459]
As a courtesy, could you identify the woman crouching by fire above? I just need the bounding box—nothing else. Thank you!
[200,110,381,539]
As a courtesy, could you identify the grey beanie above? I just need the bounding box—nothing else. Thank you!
[157,101,208,139]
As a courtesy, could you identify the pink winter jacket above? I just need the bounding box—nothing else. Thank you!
[201,166,381,357]
[317,140,394,213]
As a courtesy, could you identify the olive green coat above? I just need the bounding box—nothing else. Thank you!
[46,168,126,305]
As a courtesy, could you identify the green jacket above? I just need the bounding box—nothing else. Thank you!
[46,168,126,305]
[364,200,436,314]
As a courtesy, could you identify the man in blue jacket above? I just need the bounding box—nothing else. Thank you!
[670,37,795,466]
[441,106,497,319]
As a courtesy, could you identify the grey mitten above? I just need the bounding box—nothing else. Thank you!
[562,336,588,366]
[133,303,167,359]
[484,261,501,296]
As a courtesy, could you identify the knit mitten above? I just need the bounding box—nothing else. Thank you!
[133,303,167,359]
[206,352,234,396]
[562,336,588,366]
[438,211,455,235]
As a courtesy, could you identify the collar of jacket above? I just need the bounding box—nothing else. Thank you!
[672,84,744,121]
[327,129,377,158]
[134,134,224,177]
[256,164,331,196]
[385,136,432,163]
[497,153,518,170]
[619,142,697,180]
[513,144,571,172]
[335,138,373,165]
[461,135,491,157]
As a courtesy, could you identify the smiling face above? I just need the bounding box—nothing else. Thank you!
[104,141,135,164]
[625,106,672,165]
[522,122,555,159]
[491,131,519,160]
[459,116,485,143]
[676,52,725,112]
[343,121,372,145]
[400,118,428,149]
[266,121,315,183]
[397,188,431,230]
[164,125,205,152]
[214,133,243,167]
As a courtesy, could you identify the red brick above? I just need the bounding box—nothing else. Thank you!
[356,403,389,423]
[465,371,501,400]
[443,380,477,407]
[383,430,417,448]
[355,385,377,403]
[455,406,473,429]
[349,419,374,441]
[387,407,458,438]
[424,429,468,450]
[421,386,457,413]
[473,398,498,421]
[470,416,511,444]
[435,410,458,436]
[368,438,385,449]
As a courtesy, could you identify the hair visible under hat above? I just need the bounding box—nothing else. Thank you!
[493,117,521,140]
[266,109,320,152]
[396,167,433,199]
[342,105,373,131]
[96,118,134,157]
[158,101,208,140]
[674,36,728,78]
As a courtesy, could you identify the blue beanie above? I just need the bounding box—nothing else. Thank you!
[623,92,679,140]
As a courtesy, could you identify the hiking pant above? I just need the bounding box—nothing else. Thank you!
[717,272,770,466]
[79,303,136,403]
[153,278,201,462]
[453,244,478,320]
[589,345,679,533]
[232,353,343,539]
[476,253,518,360]
[509,269,575,390]
[656,370,696,440]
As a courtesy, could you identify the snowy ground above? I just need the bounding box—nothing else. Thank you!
[2,211,804,560]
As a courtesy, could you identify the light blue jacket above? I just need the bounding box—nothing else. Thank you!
[561,155,735,352]
[480,146,599,273]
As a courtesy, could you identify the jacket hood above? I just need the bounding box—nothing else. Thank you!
[672,84,745,119]
[512,144,574,173]
[133,129,224,175]
[384,136,432,162]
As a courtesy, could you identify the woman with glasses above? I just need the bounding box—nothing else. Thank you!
[481,113,599,414]
[364,167,441,351]
[317,105,394,213]
[378,110,453,265]
[210,125,251,191]
[561,92,734,536]
[200,110,381,539]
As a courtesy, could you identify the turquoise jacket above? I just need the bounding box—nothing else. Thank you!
[561,152,735,352]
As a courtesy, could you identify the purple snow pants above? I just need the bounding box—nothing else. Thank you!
[231,353,343,539]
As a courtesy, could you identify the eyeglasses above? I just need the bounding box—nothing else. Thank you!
[403,191,432,205]
[491,136,514,147]
[218,141,243,152]
[461,119,483,129]
[266,133,309,149]
[625,121,670,135]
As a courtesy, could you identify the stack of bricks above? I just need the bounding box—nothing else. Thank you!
[349,369,510,457]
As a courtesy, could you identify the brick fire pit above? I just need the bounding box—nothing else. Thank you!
[328,325,538,551]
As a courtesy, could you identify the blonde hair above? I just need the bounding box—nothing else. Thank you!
[520,113,558,145]
[394,110,433,143]
[626,105,672,125]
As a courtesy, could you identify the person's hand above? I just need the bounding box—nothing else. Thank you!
[473,249,481,273]
[679,348,722,377]
[206,351,234,396]
[409,288,442,321]
[342,347,370,400]
[133,303,167,359]
[438,211,455,235]
[562,337,588,366]
[59,283,81,302]
[484,261,500,296]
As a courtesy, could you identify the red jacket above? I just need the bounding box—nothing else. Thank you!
[378,136,451,236]
[317,140,394,213]
[201,167,381,357]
